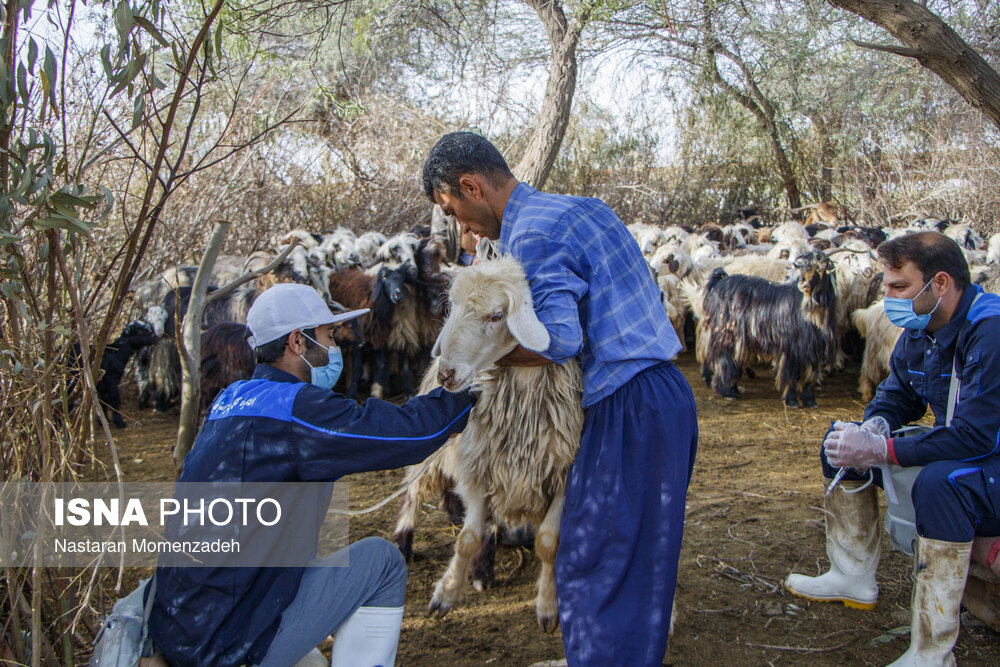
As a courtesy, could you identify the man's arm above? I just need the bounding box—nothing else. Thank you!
[888,319,1000,466]
[290,386,475,479]
[496,345,554,367]
[863,335,927,431]
[508,232,588,364]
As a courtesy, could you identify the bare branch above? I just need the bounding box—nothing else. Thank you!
[850,39,921,59]
[205,238,301,305]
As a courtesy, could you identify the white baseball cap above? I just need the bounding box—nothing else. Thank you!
[246,283,369,348]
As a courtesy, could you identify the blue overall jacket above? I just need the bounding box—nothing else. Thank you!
[147,364,474,667]
[864,284,1000,466]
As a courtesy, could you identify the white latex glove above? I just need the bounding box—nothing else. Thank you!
[859,416,891,439]
[822,420,853,450]
[826,423,888,469]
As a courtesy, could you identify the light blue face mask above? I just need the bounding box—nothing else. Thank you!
[299,332,343,390]
[883,279,941,329]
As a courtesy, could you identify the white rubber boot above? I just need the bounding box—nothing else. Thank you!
[784,479,880,609]
[887,537,972,667]
[330,605,405,667]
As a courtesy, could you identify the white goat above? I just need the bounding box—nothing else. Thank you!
[356,231,387,267]
[419,255,583,632]
[943,223,985,251]
[377,232,420,268]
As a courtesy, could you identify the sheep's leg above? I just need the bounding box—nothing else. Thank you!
[534,492,563,632]
[429,482,486,618]
[391,482,421,560]
[859,371,876,403]
[470,527,497,591]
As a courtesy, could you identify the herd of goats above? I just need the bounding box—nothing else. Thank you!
[80,204,1000,628]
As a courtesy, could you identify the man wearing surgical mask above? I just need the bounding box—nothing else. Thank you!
[784,231,1000,666]
[147,283,476,667]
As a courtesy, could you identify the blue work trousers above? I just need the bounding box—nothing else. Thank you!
[556,361,698,667]
[255,537,406,667]
[820,423,1000,542]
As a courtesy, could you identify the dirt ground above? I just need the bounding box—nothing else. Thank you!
[105,350,1000,666]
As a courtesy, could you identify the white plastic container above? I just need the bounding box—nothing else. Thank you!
[883,463,924,557]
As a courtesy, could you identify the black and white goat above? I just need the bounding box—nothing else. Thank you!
[700,251,838,407]
[73,319,159,427]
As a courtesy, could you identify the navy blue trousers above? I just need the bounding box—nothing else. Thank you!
[555,362,698,667]
[820,423,1000,541]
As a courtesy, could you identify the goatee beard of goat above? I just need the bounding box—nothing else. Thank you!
[700,251,837,408]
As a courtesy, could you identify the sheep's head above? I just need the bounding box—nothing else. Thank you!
[432,256,549,392]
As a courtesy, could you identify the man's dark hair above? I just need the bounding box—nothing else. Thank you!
[876,231,970,289]
[422,132,514,202]
[254,327,315,364]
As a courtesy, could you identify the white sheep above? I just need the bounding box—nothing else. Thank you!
[986,233,1000,265]
[769,221,810,245]
[766,239,810,262]
[649,244,694,279]
[632,225,666,256]
[721,255,792,283]
[852,300,902,402]
[417,255,583,632]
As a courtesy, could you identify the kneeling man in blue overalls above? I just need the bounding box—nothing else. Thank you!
[785,231,1000,666]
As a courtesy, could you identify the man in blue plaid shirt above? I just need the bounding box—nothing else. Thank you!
[422,132,698,666]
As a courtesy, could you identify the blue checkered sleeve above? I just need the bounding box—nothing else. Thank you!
[508,232,587,363]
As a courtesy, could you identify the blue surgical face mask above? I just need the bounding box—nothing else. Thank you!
[299,332,343,390]
[884,279,942,329]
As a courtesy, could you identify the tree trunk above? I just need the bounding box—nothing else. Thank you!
[174,222,229,469]
[514,0,591,190]
[173,236,301,468]
[808,111,834,202]
[831,0,1000,131]
[705,43,803,211]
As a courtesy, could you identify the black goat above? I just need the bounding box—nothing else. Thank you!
[73,320,158,427]
[700,251,837,408]
[328,265,410,399]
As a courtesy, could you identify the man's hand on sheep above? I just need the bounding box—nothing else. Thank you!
[495,345,554,367]
[825,422,888,469]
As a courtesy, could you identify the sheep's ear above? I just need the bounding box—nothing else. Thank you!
[507,287,550,353]
[431,332,442,359]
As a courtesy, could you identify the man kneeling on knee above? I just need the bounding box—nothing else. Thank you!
[785,231,1000,666]
[146,284,475,667]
